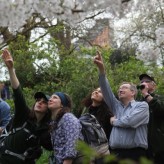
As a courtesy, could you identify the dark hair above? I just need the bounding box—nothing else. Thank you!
[29,100,51,123]
[80,89,112,114]
[80,89,113,139]
[81,92,110,111]
[81,93,92,108]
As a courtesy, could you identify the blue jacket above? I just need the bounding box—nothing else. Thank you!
[0,98,11,130]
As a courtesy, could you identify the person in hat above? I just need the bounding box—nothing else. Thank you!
[48,92,83,164]
[138,73,164,164]
[0,49,52,164]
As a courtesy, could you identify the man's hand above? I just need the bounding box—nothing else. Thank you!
[140,82,149,97]
[93,51,105,74]
[1,49,14,70]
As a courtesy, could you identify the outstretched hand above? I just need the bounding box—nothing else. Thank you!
[1,49,14,70]
[93,51,105,74]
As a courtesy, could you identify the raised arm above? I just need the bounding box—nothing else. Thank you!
[2,49,29,124]
[1,49,19,89]
[93,52,118,114]
[93,51,106,75]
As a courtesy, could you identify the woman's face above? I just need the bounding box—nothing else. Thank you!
[34,98,48,113]
[48,94,62,111]
[91,88,103,103]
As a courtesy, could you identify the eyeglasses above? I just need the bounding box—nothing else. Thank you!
[141,80,152,83]
[119,86,131,90]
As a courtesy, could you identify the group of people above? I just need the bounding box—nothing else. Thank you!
[0,49,163,164]
[94,52,164,164]
[0,49,111,164]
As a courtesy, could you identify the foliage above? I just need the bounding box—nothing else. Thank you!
[109,47,136,67]
[76,140,97,164]
[108,56,147,93]
[58,47,99,114]
[36,141,154,164]
[36,149,51,164]
[106,53,164,98]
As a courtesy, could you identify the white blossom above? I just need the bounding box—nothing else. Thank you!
[155,26,164,46]
[0,0,162,32]
[113,0,164,64]
[136,42,161,62]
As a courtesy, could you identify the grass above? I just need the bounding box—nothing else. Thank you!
[36,149,52,164]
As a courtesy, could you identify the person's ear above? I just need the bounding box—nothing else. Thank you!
[131,90,136,97]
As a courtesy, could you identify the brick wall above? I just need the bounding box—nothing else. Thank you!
[91,26,110,48]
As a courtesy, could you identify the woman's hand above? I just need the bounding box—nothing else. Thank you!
[1,49,14,70]
[2,49,19,89]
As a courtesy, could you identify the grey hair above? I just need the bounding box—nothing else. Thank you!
[120,82,138,99]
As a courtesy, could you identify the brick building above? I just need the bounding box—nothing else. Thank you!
[86,18,113,48]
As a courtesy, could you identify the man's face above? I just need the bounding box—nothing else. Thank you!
[118,83,134,100]
[140,77,156,92]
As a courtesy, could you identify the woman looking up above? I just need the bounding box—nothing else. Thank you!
[81,87,113,141]
[48,92,83,164]
[0,49,52,164]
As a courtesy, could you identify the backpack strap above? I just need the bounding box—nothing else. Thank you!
[8,121,37,139]
[4,146,40,161]
[0,121,38,161]
[0,122,28,144]
[4,149,26,160]
[81,107,87,115]
[8,122,28,134]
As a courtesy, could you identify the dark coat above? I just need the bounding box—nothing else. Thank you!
[146,93,164,154]
[0,86,52,164]
[88,104,113,141]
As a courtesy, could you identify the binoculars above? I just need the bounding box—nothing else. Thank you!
[137,85,145,90]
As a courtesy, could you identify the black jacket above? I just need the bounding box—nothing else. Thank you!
[145,93,164,154]
[0,86,52,164]
[88,104,113,140]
